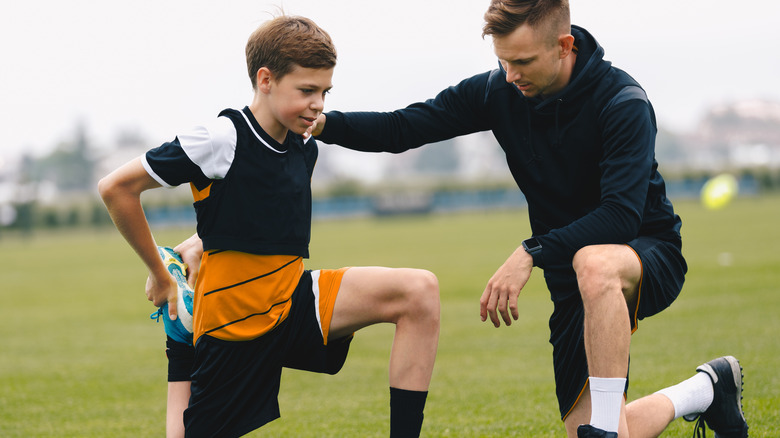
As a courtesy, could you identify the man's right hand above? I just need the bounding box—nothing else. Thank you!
[310,114,326,137]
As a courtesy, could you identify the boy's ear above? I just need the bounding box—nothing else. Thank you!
[256,67,273,93]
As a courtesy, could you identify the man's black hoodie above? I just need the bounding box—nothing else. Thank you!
[318,25,682,297]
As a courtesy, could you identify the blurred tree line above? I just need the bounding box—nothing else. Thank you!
[4,107,780,237]
[2,123,111,236]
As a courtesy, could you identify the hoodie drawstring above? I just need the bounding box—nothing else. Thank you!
[554,98,563,148]
[526,107,540,164]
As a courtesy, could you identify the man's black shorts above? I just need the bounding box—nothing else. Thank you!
[547,236,687,419]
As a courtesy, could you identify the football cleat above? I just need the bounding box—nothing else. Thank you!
[150,246,194,345]
[684,356,748,438]
[576,425,617,438]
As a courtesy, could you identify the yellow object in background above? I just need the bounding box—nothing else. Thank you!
[701,174,739,210]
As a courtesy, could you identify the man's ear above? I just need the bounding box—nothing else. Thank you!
[558,34,575,59]
[256,67,273,93]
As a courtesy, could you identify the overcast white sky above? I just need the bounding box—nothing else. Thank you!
[1,0,778,164]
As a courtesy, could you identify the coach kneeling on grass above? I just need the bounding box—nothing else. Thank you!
[309,1,749,437]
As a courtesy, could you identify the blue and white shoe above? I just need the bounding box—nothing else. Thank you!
[150,246,194,346]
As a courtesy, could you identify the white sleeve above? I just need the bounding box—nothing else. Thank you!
[177,116,237,180]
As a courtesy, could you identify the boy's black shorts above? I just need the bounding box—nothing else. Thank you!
[183,270,353,438]
[547,236,687,419]
[166,336,195,382]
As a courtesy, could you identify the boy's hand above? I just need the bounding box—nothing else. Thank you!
[146,272,179,320]
[174,233,203,288]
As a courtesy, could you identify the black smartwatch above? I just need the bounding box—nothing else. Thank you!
[522,237,542,266]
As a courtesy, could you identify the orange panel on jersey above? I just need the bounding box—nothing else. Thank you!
[190,182,212,202]
[192,251,304,344]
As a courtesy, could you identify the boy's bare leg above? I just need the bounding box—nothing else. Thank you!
[166,381,191,438]
[328,267,440,391]
[328,267,439,437]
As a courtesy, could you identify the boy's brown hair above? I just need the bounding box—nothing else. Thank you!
[245,15,337,89]
[482,0,570,45]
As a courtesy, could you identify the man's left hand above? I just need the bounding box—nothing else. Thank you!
[480,246,534,327]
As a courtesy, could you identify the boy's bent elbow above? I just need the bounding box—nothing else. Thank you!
[97,172,132,206]
[97,158,158,204]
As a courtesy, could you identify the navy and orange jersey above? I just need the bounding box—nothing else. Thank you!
[144,106,317,257]
[142,106,318,343]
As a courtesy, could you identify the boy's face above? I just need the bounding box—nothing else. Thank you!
[493,23,569,99]
[265,65,334,140]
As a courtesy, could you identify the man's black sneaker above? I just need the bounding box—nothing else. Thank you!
[576,425,617,438]
[684,356,748,438]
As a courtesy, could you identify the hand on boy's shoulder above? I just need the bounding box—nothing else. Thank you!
[308,114,327,138]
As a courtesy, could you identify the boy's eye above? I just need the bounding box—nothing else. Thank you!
[300,88,331,96]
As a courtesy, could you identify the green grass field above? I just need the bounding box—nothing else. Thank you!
[1,194,778,437]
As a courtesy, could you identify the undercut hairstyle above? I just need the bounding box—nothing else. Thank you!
[482,0,570,45]
[245,15,337,89]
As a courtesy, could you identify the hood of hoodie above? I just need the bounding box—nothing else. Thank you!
[498,25,612,115]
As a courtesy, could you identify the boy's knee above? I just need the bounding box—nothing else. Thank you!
[417,269,439,294]
[417,270,440,304]
[405,269,440,318]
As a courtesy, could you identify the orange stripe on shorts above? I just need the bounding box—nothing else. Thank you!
[312,267,350,345]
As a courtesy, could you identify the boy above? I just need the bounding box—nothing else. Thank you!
[99,15,439,438]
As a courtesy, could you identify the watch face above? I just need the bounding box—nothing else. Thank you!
[524,238,541,251]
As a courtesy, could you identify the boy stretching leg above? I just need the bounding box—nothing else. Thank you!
[99,15,439,438]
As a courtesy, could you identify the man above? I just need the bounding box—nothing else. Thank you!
[311,1,747,436]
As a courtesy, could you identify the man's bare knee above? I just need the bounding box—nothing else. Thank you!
[573,246,623,302]
[573,245,640,305]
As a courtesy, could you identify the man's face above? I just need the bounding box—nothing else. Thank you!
[493,23,568,99]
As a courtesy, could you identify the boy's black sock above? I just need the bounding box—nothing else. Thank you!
[389,387,428,438]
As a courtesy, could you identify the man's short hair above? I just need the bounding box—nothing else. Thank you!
[482,0,570,45]
[246,15,337,89]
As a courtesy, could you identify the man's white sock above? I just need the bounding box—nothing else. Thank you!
[655,372,714,419]
[589,377,626,433]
